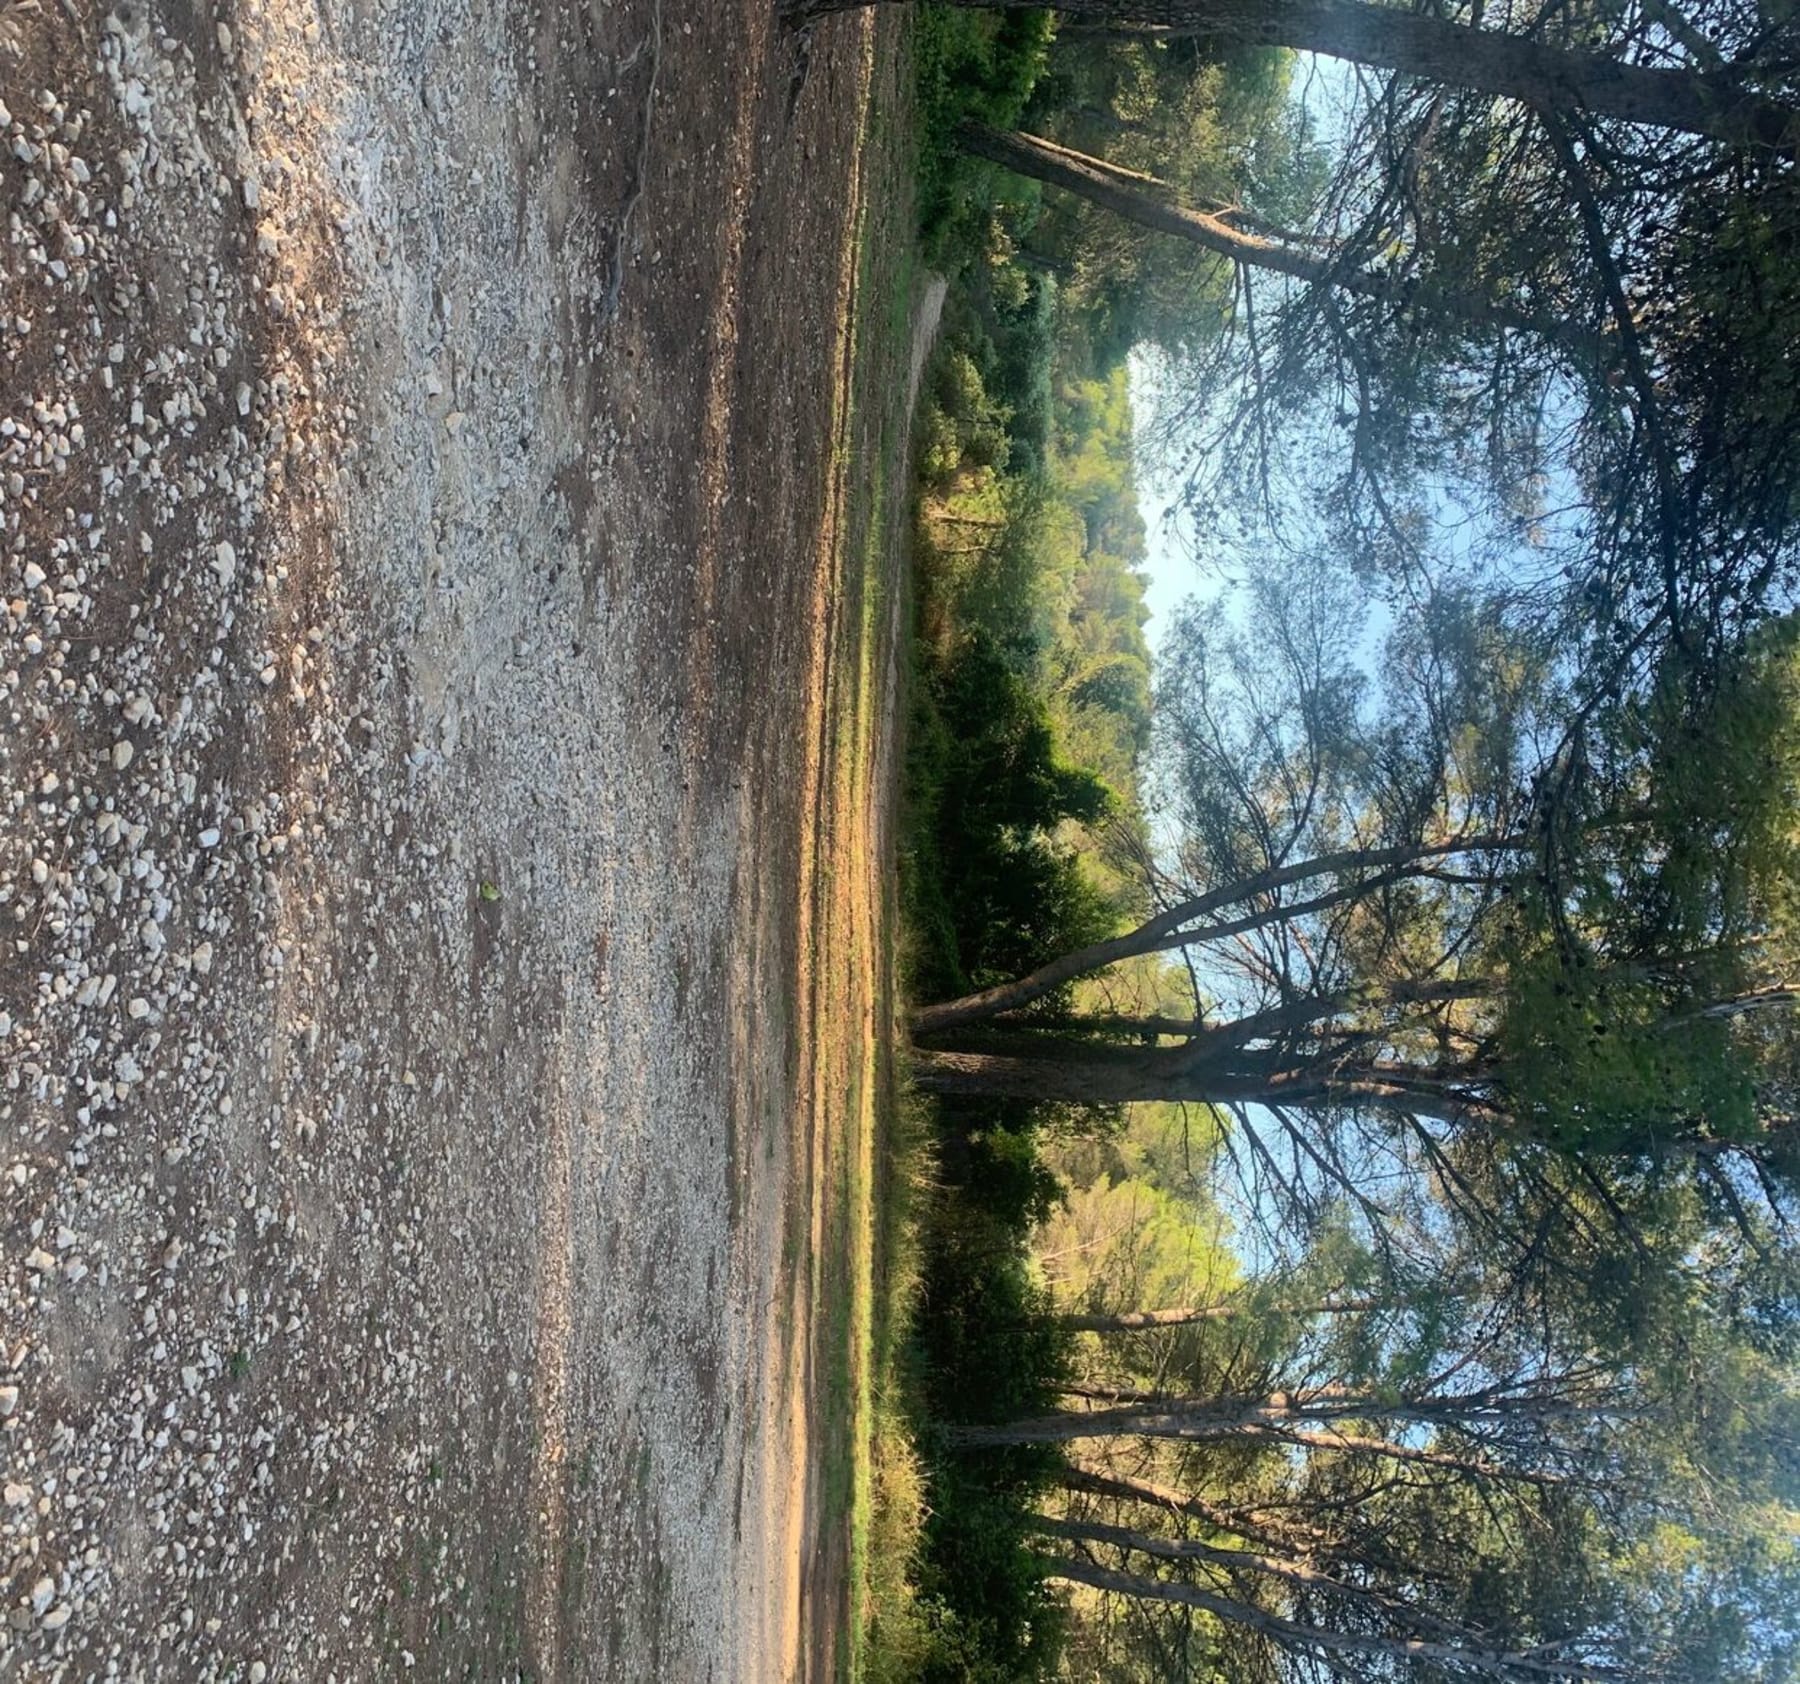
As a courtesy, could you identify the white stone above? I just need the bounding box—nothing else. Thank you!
[112,739,134,770]
[21,561,45,589]
[213,541,236,587]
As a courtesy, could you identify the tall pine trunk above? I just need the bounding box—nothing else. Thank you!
[954,124,1581,346]
[1052,1296,1385,1332]
[1041,1555,1626,1681]
[789,0,1800,156]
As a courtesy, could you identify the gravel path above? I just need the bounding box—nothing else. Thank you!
[0,1,891,1677]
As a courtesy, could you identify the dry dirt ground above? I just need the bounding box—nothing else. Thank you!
[0,0,917,1678]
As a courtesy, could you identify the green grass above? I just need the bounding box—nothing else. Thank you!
[860,1084,940,1683]
[827,502,944,1661]
[827,25,941,1681]
[829,8,1098,1679]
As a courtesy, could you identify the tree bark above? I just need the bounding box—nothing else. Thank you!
[1053,1296,1386,1332]
[789,0,1800,157]
[1058,1464,1351,1560]
[957,1410,1519,1475]
[1059,1464,1320,1545]
[1040,1555,1628,1681]
[954,124,1584,346]
[1034,1514,1487,1642]
[911,833,1525,1035]
[1060,1461,1453,1579]
[909,1043,1499,1125]
[950,1389,1587,1480]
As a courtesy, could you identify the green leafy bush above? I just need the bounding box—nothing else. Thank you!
[913,6,1055,265]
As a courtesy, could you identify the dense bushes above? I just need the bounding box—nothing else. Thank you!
[907,1118,1075,1682]
[913,7,1056,266]
[905,630,1114,1003]
[892,16,1168,1676]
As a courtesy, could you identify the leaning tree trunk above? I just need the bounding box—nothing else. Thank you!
[1041,1555,1628,1682]
[909,834,1524,1035]
[787,0,1800,157]
[1061,1461,1459,1579]
[1053,1296,1387,1332]
[954,124,1581,346]
[1059,1464,1343,1558]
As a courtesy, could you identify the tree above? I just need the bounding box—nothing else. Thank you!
[856,0,1800,703]
[791,0,1800,156]
[1041,1541,1800,1683]
[1046,1551,1624,1681]
[956,122,1588,344]
[1018,1153,1800,1681]
[910,583,1800,1195]
[884,6,1800,1673]
[1052,1293,1388,1331]
[1015,27,1317,371]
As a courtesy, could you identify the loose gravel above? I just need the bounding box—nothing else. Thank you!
[1,1,885,1678]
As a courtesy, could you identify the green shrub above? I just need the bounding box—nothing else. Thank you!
[904,629,1114,1003]
[914,6,1055,265]
[906,1163,1074,1681]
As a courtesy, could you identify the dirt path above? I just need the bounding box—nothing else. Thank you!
[0,2,905,1678]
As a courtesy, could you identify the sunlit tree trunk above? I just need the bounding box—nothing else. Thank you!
[1042,1554,1634,1681]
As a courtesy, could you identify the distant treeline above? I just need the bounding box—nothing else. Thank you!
[880,4,1800,1681]
[892,13,1288,1677]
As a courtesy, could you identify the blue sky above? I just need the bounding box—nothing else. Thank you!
[1128,358,1231,660]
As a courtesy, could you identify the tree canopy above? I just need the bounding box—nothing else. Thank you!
[866,2,1800,1676]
